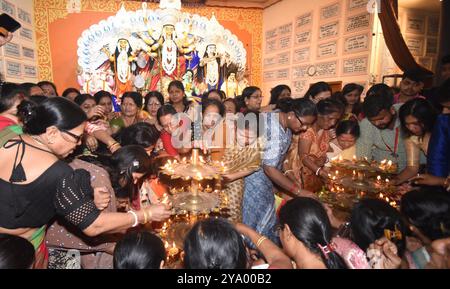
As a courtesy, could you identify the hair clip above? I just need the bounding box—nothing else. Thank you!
[384,225,402,241]
[317,242,336,259]
[120,160,140,175]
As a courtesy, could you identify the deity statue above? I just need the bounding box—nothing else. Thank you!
[220,72,241,99]
[237,70,250,93]
[160,24,181,76]
[100,38,136,98]
[90,70,115,94]
[178,26,200,72]
[77,3,248,99]
[157,23,198,96]
[135,27,162,92]
[182,69,200,103]
[77,67,93,94]
[220,51,239,83]
[198,44,223,91]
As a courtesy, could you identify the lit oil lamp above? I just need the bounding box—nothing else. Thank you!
[161,193,170,205]
[166,241,180,263]
[160,222,168,238]
[376,175,382,186]
[169,242,179,256]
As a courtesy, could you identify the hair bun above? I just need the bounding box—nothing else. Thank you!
[276,98,293,111]
[17,100,37,126]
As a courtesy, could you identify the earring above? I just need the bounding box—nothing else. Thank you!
[288,116,291,120]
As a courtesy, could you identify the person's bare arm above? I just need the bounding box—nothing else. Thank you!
[82,204,172,237]
[298,138,328,179]
[394,166,419,185]
[235,223,292,269]
[92,130,121,153]
[410,174,446,187]
[223,169,256,183]
[263,165,315,198]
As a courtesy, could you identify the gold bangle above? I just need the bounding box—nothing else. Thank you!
[107,141,117,149]
[109,142,121,152]
[256,236,267,248]
[142,210,148,224]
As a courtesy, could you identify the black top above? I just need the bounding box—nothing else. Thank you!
[0,136,100,230]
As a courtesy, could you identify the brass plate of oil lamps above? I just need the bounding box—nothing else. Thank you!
[171,191,220,214]
[160,148,221,213]
[338,176,379,193]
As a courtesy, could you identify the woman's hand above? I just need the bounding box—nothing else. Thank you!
[396,182,414,195]
[409,174,446,187]
[368,237,402,269]
[87,105,106,120]
[328,129,337,140]
[93,187,111,210]
[146,204,172,222]
[222,173,235,183]
[299,189,318,200]
[85,135,98,152]
[426,238,450,269]
[108,111,120,120]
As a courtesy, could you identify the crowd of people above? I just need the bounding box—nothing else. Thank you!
[0,53,449,269]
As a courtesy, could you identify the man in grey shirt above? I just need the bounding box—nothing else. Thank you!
[356,84,407,171]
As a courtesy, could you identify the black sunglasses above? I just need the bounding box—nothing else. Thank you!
[60,129,83,143]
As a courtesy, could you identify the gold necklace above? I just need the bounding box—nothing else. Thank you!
[30,135,46,147]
